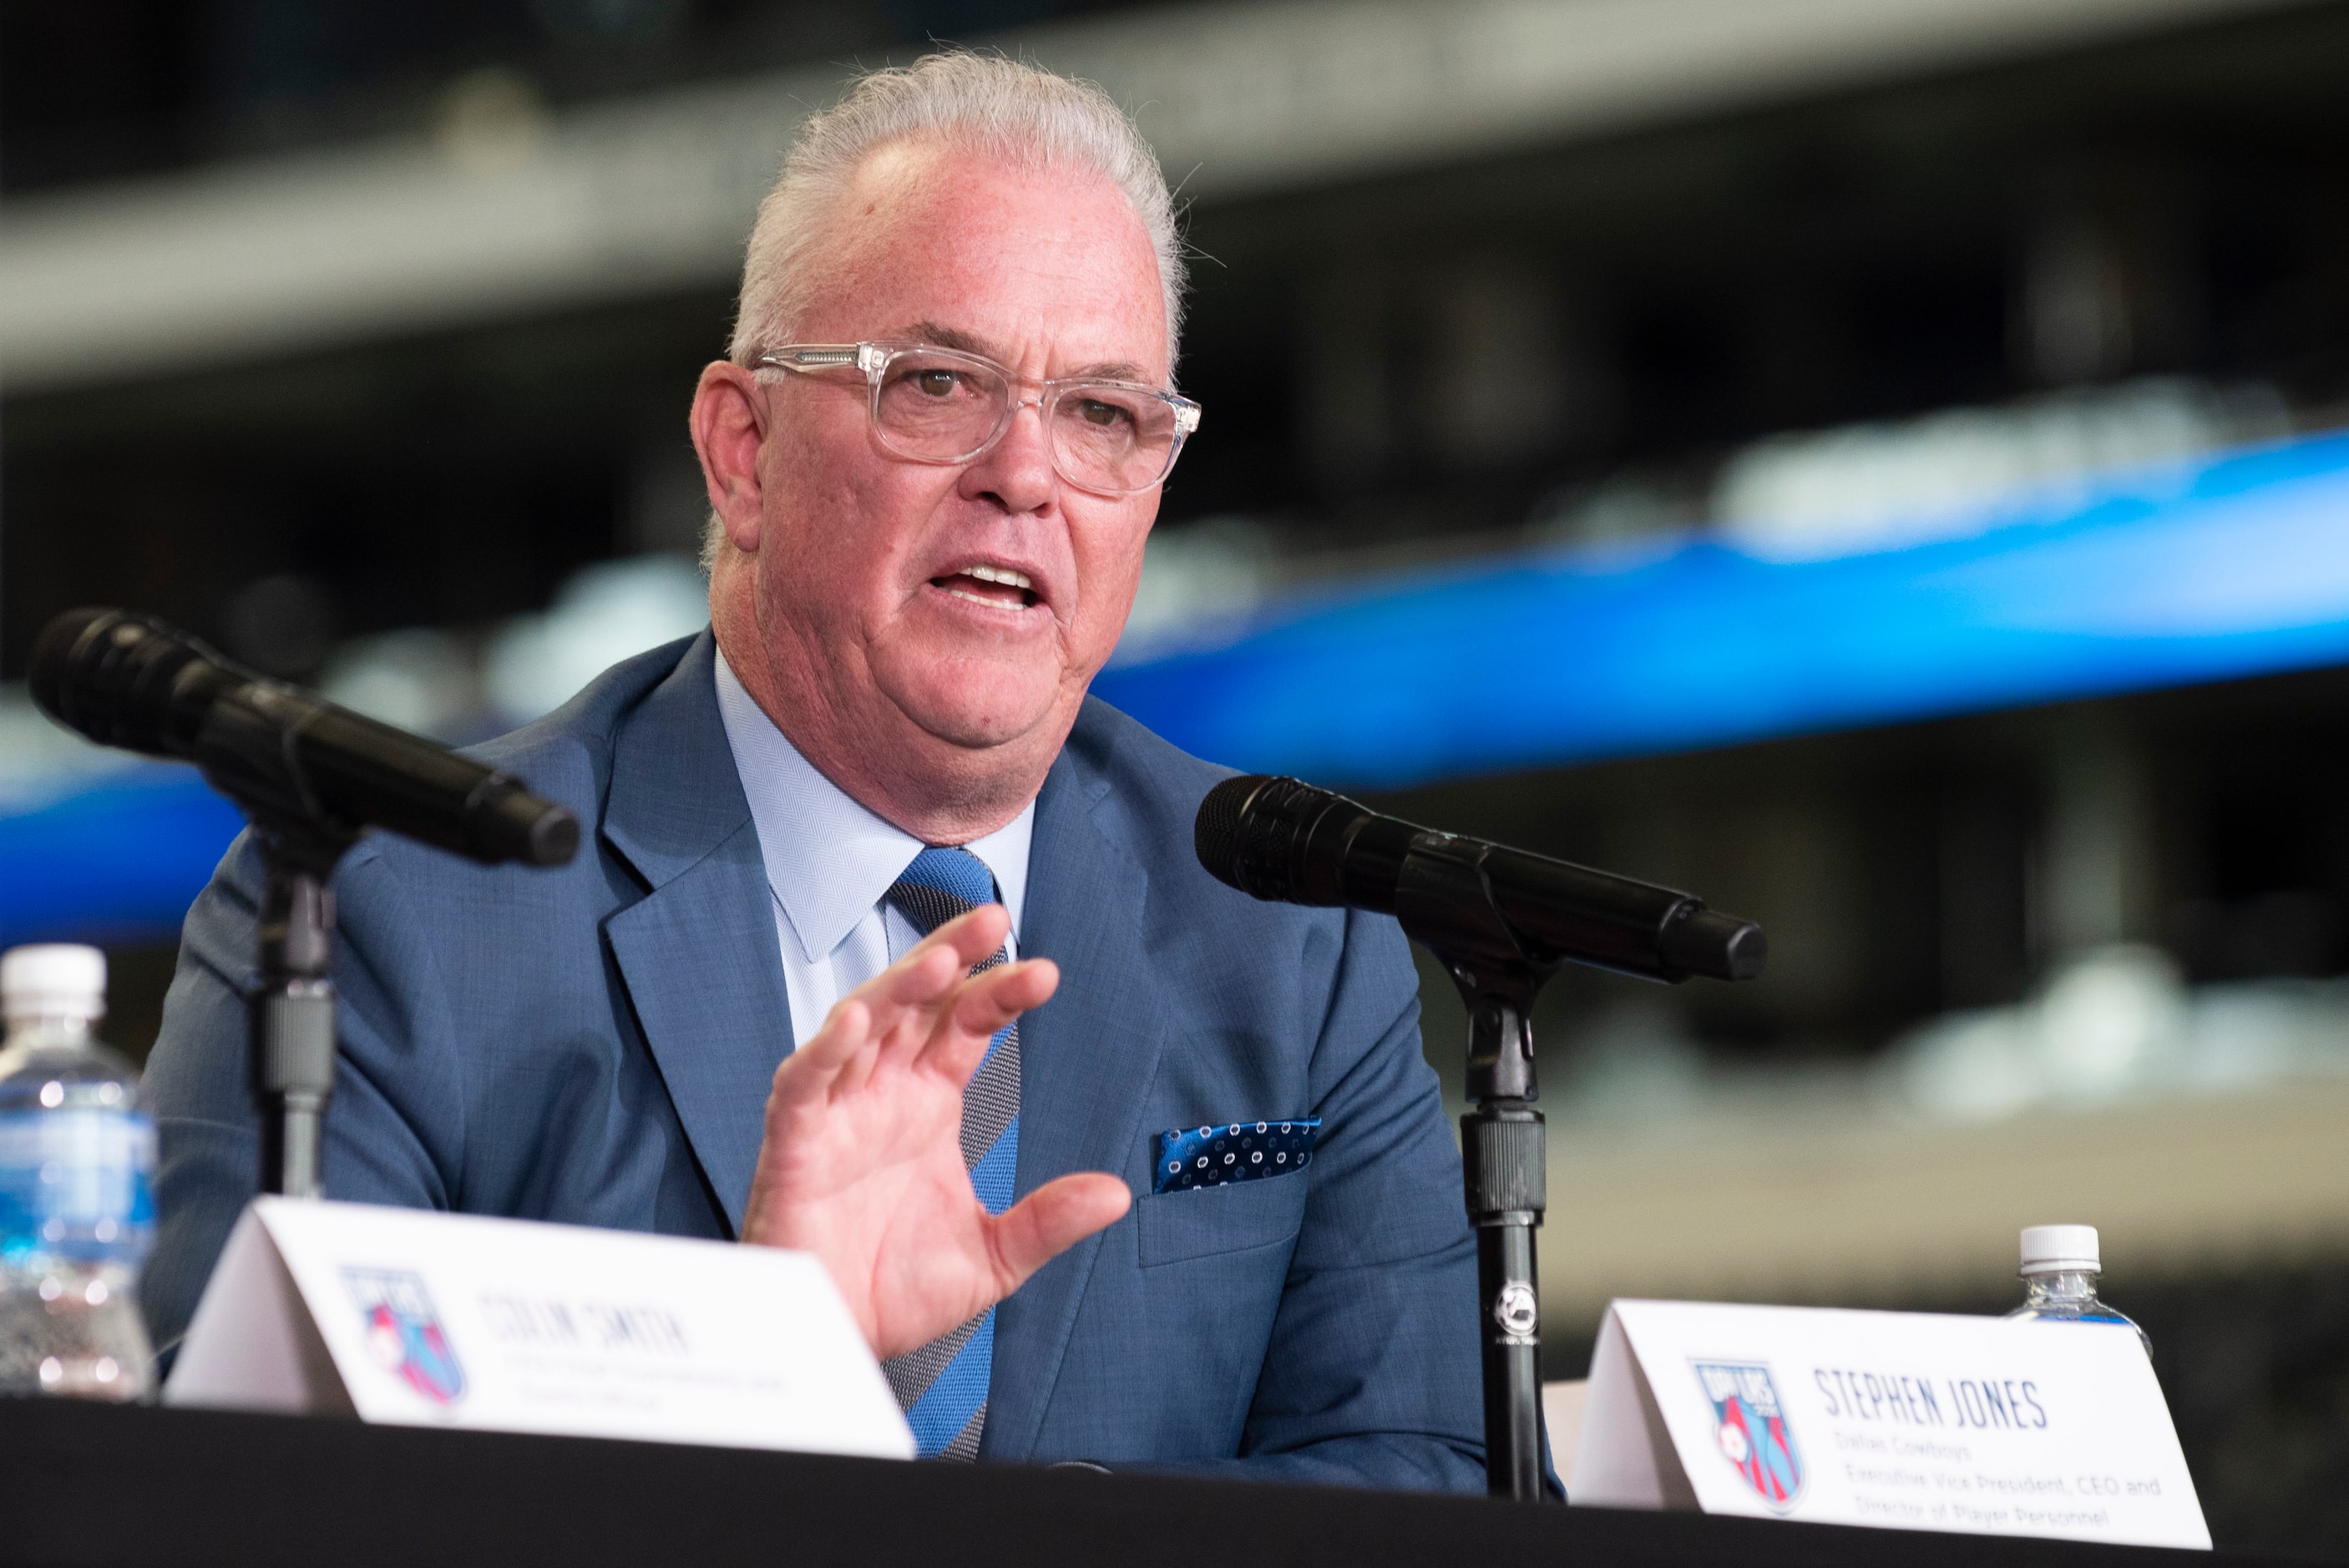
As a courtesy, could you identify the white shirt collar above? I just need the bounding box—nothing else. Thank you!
[711,645,1033,966]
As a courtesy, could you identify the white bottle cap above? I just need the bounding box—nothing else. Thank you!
[0,943,108,1024]
[2020,1223,2100,1276]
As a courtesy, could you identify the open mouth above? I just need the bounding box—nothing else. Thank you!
[930,563,1040,610]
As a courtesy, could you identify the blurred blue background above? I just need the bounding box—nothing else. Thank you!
[1101,431,2349,787]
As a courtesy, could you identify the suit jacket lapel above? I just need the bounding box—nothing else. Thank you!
[601,633,793,1237]
[600,646,1157,1431]
[987,746,1169,1460]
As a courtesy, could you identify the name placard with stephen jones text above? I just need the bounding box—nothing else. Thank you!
[1571,1298,2208,1550]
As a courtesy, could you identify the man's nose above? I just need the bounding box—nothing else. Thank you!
[962,397,1057,514]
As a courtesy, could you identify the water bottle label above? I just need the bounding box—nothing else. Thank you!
[0,1109,157,1264]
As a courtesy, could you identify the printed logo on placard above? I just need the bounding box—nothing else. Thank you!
[1693,1360,1803,1510]
[345,1267,467,1404]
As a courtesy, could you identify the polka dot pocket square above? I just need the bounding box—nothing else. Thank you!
[1154,1118,1321,1195]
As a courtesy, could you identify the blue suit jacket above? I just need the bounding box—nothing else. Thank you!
[143,633,1486,1489]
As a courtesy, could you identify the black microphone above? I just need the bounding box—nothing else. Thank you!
[1195,773,1764,983]
[30,606,578,867]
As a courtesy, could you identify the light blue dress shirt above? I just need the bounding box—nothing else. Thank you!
[711,647,1035,1049]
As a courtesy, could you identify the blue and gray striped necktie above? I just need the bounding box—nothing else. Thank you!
[880,845,1020,1462]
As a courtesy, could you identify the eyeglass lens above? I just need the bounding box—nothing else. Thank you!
[872,349,1182,492]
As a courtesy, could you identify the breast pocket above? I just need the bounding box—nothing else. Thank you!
[1136,1170,1309,1269]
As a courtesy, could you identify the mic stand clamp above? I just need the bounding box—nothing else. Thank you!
[249,822,357,1200]
[1395,833,1558,1503]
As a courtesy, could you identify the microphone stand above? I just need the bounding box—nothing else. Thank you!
[1395,834,1558,1502]
[1191,771,1762,1498]
[250,823,358,1199]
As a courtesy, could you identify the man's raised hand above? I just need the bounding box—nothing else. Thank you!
[738,904,1131,1358]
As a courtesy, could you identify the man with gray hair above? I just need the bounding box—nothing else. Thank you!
[145,52,1486,1489]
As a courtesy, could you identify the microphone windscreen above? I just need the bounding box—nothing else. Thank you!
[28,606,222,757]
[1193,774,1269,891]
[28,608,114,735]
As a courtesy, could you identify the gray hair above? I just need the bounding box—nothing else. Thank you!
[726,51,1186,369]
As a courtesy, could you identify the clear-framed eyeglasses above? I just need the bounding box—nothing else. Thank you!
[753,341,1202,498]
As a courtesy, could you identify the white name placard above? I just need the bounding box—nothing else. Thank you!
[166,1198,914,1460]
[1571,1299,2209,1550]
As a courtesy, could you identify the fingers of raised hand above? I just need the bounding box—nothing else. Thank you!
[986,1173,1131,1294]
[777,927,970,1106]
[767,997,870,1115]
[953,955,1055,1046]
[770,906,1027,1107]
[919,958,1056,1083]
[873,936,966,1014]
[929,903,1011,971]
[865,905,1000,1021]
[828,939,953,1090]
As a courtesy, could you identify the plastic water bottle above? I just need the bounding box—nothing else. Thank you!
[2004,1223,2150,1356]
[0,944,156,1400]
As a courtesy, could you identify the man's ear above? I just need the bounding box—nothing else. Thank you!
[691,362,767,554]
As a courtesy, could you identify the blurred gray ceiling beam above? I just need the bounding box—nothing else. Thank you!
[0,0,2301,394]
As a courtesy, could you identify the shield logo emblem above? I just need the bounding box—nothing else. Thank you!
[345,1267,467,1405]
[1693,1361,1803,1509]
